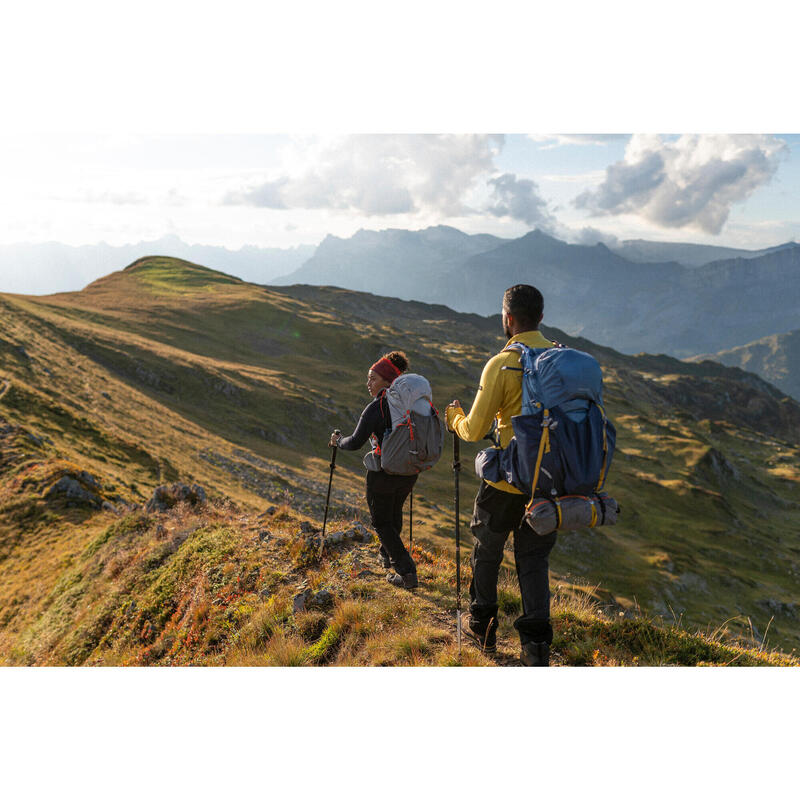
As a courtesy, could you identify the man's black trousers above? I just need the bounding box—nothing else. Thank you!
[469,481,557,645]
[366,470,418,577]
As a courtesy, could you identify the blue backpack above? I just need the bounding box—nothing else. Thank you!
[475,343,616,500]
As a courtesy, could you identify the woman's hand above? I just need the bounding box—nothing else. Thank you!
[329,431,342,447]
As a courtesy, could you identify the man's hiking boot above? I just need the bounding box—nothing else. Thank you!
[520,641,550,667]
[387,572,418,590]
[459,612,497,654]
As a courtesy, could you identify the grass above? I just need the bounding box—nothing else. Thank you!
[1,488,796,666]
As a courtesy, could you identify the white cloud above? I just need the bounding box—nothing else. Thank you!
[568,226,620,246]
[486,173,554,229]
[530,134,629,149]
[574,134,787,234]
[82,190,148,205]
[540,170,606,185]
[224,134,505,217]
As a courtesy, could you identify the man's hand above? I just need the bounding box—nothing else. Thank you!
[445,399,463,432]
[329,431,341,447]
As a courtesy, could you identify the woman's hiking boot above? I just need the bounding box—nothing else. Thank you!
[459,612,497,654]
[387,571,418,590]
[520,641,550,666]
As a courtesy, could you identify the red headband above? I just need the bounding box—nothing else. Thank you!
[371,357,402,383]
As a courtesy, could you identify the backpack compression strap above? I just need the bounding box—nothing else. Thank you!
[525,408,553,512]
[594,401,610,492]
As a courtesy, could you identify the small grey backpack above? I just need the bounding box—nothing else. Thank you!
[364,374,443,475]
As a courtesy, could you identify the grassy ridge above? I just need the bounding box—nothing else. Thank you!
[2,256,800,659]
[2,493,793,666]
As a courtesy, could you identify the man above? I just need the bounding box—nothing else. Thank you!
[446,284,557,667]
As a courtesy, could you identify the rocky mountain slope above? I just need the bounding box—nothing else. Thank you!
[2,256,800,660]
[272,225,505,299]
[692,328,800,402]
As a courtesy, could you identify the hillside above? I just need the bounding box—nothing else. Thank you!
[1,481,793,666]
[692,328,800,402]
[2,256,800,662]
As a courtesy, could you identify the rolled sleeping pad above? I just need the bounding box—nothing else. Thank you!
[524,493,620,535]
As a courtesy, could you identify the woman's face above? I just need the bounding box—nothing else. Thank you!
[366,369,390,397]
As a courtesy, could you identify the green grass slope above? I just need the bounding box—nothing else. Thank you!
[2,255,800,660]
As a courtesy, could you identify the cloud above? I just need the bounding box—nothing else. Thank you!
[82,190,148,205]
[530,134,629,149]
[486,173,554,228]
[224,134,504,217]
[569,226,620,247]
[574,134,787,234]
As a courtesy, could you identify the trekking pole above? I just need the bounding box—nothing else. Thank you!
[320,430,340,555]
[453,432,462,654]
[409,491,413,550]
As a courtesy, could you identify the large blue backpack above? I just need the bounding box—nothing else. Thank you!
[475,343,616,501]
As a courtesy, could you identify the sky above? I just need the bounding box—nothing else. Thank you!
[1,133,798,252]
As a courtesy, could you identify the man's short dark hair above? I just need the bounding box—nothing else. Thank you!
[503,284,543,329]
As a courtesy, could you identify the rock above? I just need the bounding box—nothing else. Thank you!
[758,598,798,618]
[292,590,311,613]
[45,475,102,508]
[101,500,117,513]
[309,589,333,609]
[80,471,99,490]
[258,505,278,518]
[328,531,345,545]
[145,483,207,513]
[299,521,316,534]
[258,529,271,542]
[259,588,271,599]
[360,529,374,543]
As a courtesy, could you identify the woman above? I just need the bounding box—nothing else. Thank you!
[330,350,418,590]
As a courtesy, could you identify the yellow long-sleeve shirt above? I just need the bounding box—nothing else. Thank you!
[445,329,555,494]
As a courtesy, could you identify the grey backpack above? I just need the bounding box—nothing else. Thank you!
[364,374,443,475]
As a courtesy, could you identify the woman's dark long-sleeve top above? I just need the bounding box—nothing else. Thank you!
[338,391,391,451]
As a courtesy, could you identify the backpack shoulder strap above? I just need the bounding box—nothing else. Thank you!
[378,388,391,429]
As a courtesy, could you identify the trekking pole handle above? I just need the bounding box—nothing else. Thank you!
[329,430,340,475]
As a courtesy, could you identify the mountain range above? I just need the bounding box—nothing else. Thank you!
[273,226,800,360]
[2,256,800,663]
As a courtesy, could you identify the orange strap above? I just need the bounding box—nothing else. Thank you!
[525,409,550,512]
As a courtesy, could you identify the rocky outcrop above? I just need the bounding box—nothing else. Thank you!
[145,483,207,513]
